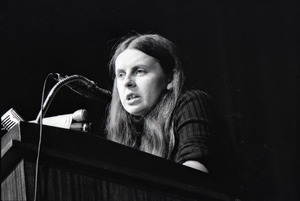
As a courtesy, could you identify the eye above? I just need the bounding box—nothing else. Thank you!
[117,72,125,78]
[135,68,146,75]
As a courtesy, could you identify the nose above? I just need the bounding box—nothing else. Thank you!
[124,75,136,88]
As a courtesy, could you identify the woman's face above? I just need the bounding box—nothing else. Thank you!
[115,48,168,116]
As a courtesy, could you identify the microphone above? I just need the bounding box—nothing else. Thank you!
[51,74,111,103]
[30,109,91,132]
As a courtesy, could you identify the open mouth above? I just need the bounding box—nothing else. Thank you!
[127,94,139,101]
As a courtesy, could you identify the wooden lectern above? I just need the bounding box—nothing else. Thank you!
[1,122,230,201]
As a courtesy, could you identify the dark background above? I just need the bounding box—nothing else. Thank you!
[1,0,299,200]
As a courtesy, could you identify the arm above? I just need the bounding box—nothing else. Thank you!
[173,90,217,174]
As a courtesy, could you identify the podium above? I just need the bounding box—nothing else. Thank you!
[1,122,230,201]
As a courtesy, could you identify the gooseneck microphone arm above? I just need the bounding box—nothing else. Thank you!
[52,73,112,102]
[34,74,111,123]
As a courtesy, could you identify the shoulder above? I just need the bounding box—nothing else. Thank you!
[173,89,218,125]
[176,89,214,110]
[179,89,211,99]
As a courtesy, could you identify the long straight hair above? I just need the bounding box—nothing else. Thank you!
[106,33,184,159]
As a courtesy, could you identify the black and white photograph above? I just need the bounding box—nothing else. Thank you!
[1,1,299,201]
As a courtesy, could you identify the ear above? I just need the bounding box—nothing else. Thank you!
[166,69,176,90]
[167,81,173,90]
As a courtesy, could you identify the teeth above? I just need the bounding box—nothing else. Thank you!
[128,94,137,100]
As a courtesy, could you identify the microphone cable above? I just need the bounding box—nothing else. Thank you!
[33,73,53,201]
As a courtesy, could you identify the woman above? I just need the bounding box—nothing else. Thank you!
[105,33,219,173]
